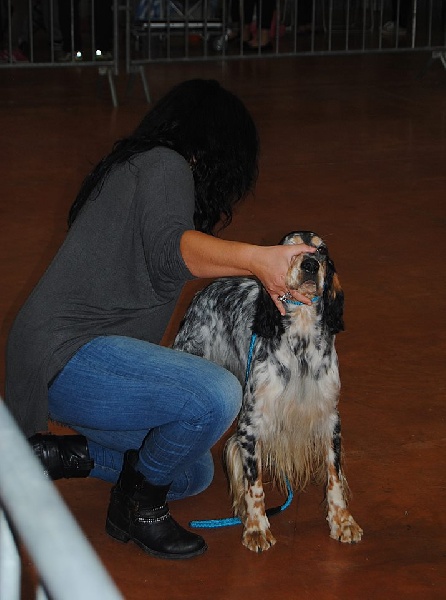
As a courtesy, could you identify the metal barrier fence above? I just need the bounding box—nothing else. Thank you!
[1,1,445,103]
[0,399,124,600]
[126,0,446,101]
[126,1,446,61]
[0,0,120,105]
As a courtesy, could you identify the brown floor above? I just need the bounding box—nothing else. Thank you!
[1,52,446,599]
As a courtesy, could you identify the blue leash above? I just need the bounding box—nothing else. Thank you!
[189,477,293,529]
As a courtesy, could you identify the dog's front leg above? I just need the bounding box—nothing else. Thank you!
[225,434,276,552]
[242,451,276,553]
[237,375,277,553]
[326,414,363,543]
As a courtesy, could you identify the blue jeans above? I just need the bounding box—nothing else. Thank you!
[48,336,242,501]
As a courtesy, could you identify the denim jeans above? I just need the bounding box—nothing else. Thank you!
[48,336,242,500]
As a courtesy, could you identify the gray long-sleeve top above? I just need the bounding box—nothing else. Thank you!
[5,147,196,437]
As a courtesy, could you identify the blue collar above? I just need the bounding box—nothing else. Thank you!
[282,295,320,306]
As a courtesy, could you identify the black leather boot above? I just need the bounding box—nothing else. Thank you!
[105,450,207,560]
[29,433,94,480]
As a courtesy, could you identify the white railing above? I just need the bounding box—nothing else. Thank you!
[0,399,124,600]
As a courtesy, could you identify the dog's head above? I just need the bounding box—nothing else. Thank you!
[253,231,344,339]
[281,231,328,301]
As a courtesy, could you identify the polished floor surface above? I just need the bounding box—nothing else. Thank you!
[1,52,445,599]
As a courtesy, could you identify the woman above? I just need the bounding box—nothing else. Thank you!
[5,79,315,560]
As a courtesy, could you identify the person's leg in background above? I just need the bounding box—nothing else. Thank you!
[40,0,64,60]
[241,0,255,43]
[297,0,314,34]
[381,0,411,37]
[57,0,82,61]
[0,0,29,61]
[94,0,113,60]
[246,0,275,50]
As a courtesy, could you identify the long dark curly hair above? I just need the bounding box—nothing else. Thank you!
[68,79,259,234]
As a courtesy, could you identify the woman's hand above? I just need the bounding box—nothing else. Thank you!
[248,244,316,315]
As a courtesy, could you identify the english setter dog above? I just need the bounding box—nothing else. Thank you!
[173,231,363,552]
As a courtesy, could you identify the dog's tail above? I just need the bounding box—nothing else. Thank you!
[224,435,247,520]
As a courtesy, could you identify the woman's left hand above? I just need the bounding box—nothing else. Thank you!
[248,243,316,315]
[180,231,316,315]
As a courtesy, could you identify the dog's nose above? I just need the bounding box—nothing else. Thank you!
[301,257,319,274]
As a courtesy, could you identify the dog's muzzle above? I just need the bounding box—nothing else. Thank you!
[301,257,319,277]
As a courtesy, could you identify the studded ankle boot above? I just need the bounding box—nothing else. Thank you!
[105,450,207,560]
[29,433,94,479]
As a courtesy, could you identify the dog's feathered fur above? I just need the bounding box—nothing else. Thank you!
[173,231,363,552]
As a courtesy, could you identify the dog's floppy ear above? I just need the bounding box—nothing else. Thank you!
[252,282,285,339]
[322,257,344,335]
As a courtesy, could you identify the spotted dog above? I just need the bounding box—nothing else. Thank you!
[173,231,363,552]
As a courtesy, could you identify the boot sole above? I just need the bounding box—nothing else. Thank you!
[105,519,208,560]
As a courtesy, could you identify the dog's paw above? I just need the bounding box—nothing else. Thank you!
[328,508,363,544]
[242,528,277,552]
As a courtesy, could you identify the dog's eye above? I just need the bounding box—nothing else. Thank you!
[317,246,328,256]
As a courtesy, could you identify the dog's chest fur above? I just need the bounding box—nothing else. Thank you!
[245,309,340,488]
